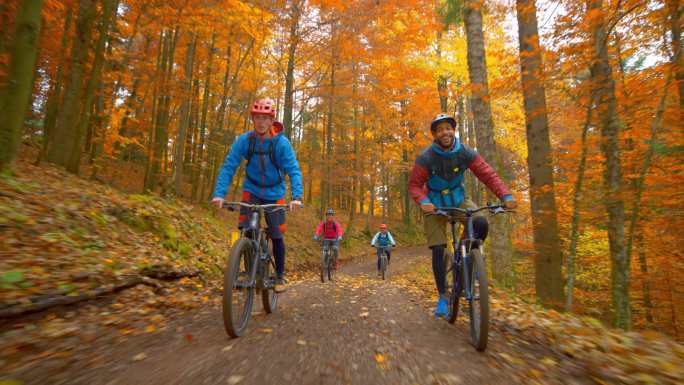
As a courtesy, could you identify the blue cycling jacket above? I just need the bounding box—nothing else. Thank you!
[212,129,303,201]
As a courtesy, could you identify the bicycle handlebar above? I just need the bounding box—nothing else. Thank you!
[429,204,512,217]
[220,201,292,211]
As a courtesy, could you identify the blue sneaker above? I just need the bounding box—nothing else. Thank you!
[434,297,448,318]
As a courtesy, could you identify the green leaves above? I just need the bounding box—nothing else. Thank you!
[1,271,25,284]
[438,0,464,28]
[1,271,25,289]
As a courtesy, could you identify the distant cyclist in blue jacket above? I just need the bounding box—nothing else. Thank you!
[211,98,303,293]
[371,224,396,277]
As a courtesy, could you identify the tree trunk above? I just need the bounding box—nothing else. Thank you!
[324,39,336,212]
[306,111,318,205]
[436,31,448,112]
[192,31,215,201]
[38,6,72,164]
[566,92,594,311]
[667,0,683,112]
[366,151,376,233]
[67,0,119,174]
[636,230,653,324]
[588,0,630,330]
[0,0,44,172]
[47,0,97,167]
[463,0,513,287]
[625,73,672,267]
[145,28,178,192]
[207,37,234,199]
[516,0,564,307]
[173,33,197,196]
[283,1,301,140]
[349,62,359,226]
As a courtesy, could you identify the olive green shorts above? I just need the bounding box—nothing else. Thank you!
[423,199,480,247]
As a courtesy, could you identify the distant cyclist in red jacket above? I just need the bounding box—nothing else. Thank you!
[314,208,344,268]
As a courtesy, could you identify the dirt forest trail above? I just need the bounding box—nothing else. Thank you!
[12,247,592,385]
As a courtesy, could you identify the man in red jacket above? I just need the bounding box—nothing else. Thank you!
[408,113,517,317]
[314,208,344,268]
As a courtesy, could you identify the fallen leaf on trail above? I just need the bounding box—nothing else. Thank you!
[145,324,156,333]
[184,333,193,342]
[374,353,385,363]
[297,339,307,345]
[497,352,523,365]
[359,312,369,318]
[222,345,233,352]
[132,352,147,361]
[258,328,273,333]
[227,375,244,384]
[541,357,557,366]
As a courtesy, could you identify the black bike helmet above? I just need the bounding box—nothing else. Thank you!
[326,208,334,216]
[430,113,457,131]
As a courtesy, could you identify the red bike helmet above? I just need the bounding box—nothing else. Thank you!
[250,98,276,117]
[380,224,387,230]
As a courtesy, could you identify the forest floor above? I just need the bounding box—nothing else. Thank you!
[1,161,683,385]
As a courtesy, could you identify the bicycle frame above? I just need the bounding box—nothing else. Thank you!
[320,239,336,266]
[224,202,287,290]
[435,205,506,300]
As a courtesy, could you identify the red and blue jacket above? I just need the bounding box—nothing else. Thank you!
[408,140,512,208]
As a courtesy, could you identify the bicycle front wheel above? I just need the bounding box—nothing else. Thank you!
[327,253,335,281]
[320,251,328,283]
[447,253,462,324]
[222,238,256,338]
[261,257,278,314]
[380,254,388,280]
[467,248,489,351]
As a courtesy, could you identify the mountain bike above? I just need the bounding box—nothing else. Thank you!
[318,239,337,283]
[376,246,391,280]
[431,204,511,351]
[220,202,287,338]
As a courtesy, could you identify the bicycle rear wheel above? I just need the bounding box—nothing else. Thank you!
[261,258,278,313]
[467,248,489,351]
[447,252,462,324]
[222,238,255,338]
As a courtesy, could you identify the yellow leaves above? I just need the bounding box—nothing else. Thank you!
[131,352,147,362]
[0,380,25,385]
[374,353,385,363]
[497,352,524,366]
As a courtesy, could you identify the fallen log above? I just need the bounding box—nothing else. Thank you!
[0,268,195,320]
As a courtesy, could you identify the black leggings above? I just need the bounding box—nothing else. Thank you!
[431,217,489,295]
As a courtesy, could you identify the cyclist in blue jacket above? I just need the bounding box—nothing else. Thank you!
[371,224,396,277]
[212,98,303,293]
